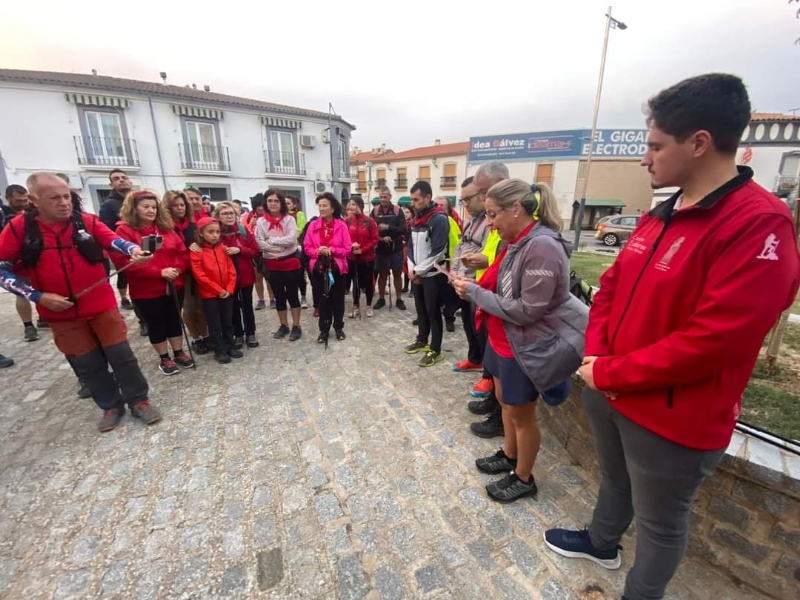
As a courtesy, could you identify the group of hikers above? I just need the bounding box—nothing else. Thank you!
[0,73,799,600]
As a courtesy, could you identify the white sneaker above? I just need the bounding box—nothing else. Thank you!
[349,307,359,318]
[366,307,374,318]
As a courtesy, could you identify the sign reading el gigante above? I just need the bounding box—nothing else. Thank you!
[468,129,649,162]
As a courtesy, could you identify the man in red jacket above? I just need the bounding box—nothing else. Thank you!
[0,173,161,433]
[544,74,800,599]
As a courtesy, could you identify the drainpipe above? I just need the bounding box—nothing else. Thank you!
[148,97,168,191]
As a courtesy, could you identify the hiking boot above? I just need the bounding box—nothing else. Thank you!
[412,318,418,326]
[24,324,39,342]
[270,299,277,309]
[215,352,231,364]
[159,356,179,376]
[404,340,429,354]
[273,324,290,339]
[453,359,482,373]
[255,300,266,310]
[471,377,494,398]
[486,471,538,503]
[192,338,210,355]
[470,411,504,438]
[0,355,13,369]
[120,298,134,310]
[301,297,308,309]
[77,381,91,399]
[234,336,244,350]
[335,329,346,341]
[543,528,622,570]
[317,332,328,344]
[289,326,302,341]
[468,393,499,415]
[246,334,260,348]
[445,319,456,333]
[228,348,244,359]
[396,298,406,310]
[131,400,162,425]
[349,306,359,318]
[366,306,374,318]
[419,350,443,367]
[174,350,194,368]
[98,407,124,432]
[36,319,50,329]
[476,448,517,474]
[373,298,386,310]
[313,308,320,317]
[139,322,149,337]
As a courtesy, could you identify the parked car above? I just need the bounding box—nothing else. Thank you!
[595,214,641,246]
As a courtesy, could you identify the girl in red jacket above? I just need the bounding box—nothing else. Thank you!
[345,197,378,318]
[214,202,261,349]
[190,217,241,364]
[115,190,193,375]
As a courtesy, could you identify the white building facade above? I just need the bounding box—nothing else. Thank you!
[0,69,357,217]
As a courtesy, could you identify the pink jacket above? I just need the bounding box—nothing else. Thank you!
[303,217,352,275]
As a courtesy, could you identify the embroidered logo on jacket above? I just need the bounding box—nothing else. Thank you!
[756,234,780,261]
[655,237,685,272]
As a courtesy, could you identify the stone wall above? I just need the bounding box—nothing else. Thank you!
[538,380,800,599]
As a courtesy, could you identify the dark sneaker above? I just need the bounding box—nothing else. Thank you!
[228,349,244,359]
[36,319,50,329]
[289,326,302,342]
[412,318,419,326]
[192,338,210,355]
[317,332,328,344]
[255,300,267,310]
[543,528,622,570]
[234,336,244,350]
[0,355,13,369]
[335,329,346,341]
[476,448,517,474]
[215,352,231,364]
[273,324,290,339]
[77,381,91,399]
[139,322,149,337]
[445,319,456,333]
[486,471,538,503]
[173,350,194,368]
[131,400,162,425]
[468,391,499,415]
[419,350,443,367]
[24,325,39,342]
[120,298,134,310]
[373,298,386,310]
[246,334,260,348]
[470,411,504,438]
[396,298,406,310]
[404,340,429,354]
[159,357,179,376]
[98,408,124,432]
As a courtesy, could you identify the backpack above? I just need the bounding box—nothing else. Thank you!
[569,270,594,306]
[12,210,105,268]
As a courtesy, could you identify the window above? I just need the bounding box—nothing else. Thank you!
[190,186,230,201]
[619,217,638,227]
[418,165,431,183]
[268,129,297,172]
[85,111,126,161]
[535,163,553,187]
[395,167,408,189]
[186,121,218,165]
[441,163,457,188]
[338,137,349,177]
[357,169,367,192]
[376,168,386,188]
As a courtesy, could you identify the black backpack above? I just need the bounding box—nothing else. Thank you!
[569,270,594,306]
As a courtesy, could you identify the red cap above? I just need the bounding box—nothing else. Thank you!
[197,217,219,230]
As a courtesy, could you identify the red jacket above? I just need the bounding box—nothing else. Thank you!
[0,213,123,321]
[346,214,379,261]
[190,243,237,299]
[113,224,189,300]
[220,226,260,288]
[589,168,800,450]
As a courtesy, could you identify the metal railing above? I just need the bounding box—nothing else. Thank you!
[180,143,231,171]
[374,178,386,188]
[74,136,140,167]
[441,176,457,188]
[417,177,431,183]
[395,177,408,189]
[775,176,799,192]
[264,150,306,176]
[356,183,367,192]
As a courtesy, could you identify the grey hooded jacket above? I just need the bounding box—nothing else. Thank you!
[463,223,588,391]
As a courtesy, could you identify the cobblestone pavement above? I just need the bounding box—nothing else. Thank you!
[0,289,764,599]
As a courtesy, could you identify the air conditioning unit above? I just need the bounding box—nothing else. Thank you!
[322,129,330,144]
[299,135,317,148]
[315,181,328,193]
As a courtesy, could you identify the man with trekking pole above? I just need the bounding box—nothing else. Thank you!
[0,173,162,433]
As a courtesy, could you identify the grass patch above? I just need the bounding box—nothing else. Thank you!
[792,290,800,316]
[569,252,616,288]
[741,381,800,441]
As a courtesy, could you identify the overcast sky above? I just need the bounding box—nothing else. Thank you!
[3,0,799,152]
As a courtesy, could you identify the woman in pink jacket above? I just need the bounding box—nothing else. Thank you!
[303,193,352,343]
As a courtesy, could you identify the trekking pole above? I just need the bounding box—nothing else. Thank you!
[69,257,148,301]
[388,269,393,311]
[168,281,197,368]
[353,259,361,320]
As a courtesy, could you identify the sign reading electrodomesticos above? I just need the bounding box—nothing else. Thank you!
[468,129,649,161]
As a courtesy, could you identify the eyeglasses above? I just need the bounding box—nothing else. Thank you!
[485,208,507,221]
[459,193,481,205]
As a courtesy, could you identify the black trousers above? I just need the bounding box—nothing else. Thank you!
[233,285,256,337]
[312,270,346,333]
[460,298,483,364]
[303,256,320,309]
[442,280,460,322]
[267,269,302,311]
[133,291,184,345]
[202,297,235,354]
[348,259,375,306]
[413,275,446,353]
[71,342,148,411]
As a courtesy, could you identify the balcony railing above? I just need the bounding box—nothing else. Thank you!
[417,177,431,183]
[441,176,457,188]
[395,177,408,189]
[179,143,231,172]
[374,178,387,188]
[356,183,367,192]
[264,150,306,176]
[775,176,799,192]
[74,136,140,167]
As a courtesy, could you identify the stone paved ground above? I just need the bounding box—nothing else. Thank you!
[0,288,766,599]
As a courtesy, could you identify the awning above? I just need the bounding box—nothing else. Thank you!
[573,199,626,207]
[171,104,223,120]
[65,93,130,108]
[261,116,301,129]
[445,195,456,206]
[398,196,411,207]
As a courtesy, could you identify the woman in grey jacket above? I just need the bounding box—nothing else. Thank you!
[452,179,588,502]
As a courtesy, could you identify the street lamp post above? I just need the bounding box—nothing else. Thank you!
[366,161,373,204]
[574,6,627,248]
